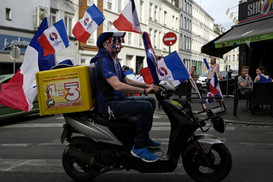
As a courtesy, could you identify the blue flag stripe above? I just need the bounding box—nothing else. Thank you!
[164,51,190,81]
[203,58,210,70]
[87,4,105,25]
[54,20,69,47]
[30,17,55,71]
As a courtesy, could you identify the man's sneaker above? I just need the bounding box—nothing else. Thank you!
[131,145,158,162]
[146,138,161,149]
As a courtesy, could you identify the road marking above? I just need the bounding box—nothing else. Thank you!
[0,123,63,128]
[0,144,30,147]
[0,158,187,175]
[0,122,236,132]
[239,142,273,147]
[0,159,64,173]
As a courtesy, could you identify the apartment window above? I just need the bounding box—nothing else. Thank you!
[158,32,161,49]
[128,32,132,45]
[233,55,235,61]
[118,0,122,13]
[184,35,186,50]
[180,14,183,28]
[107,21,113,30]
[107,0,112,10]
[176,17,178,30]
[184,17,186,30]
[154,6,158,22]
[6,8,12,21]
[87,0,95,6]
[50,9,57,25]
[140,0,144,22]
[81,58,86,65]
[149,3,152,19]
[88,31,96,45]
[139,34,143,47]
[172,16,175,29]
[179,34,183,50]
[164,11,167,25]
[154,30,157,48]
[159,8,161,24]
[64,13,73,36]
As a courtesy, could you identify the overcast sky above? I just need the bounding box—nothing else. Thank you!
[195,0,241,31]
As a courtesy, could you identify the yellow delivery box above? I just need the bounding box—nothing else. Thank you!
[35,66,95,116]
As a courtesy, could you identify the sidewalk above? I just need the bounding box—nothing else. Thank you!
[155,96,273,126]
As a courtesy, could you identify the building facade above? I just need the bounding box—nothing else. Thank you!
[0,0,238,77]
[0,0,78,74]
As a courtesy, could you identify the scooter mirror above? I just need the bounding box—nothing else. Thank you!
[212,117,226,133]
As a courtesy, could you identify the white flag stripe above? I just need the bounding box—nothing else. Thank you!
[79,11,98,33]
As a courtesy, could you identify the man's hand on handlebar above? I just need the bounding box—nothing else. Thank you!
[147,85,164,94]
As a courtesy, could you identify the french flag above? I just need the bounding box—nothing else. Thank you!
[209,71,222,96]
[142,31,160,84]
[113,0,141,34]
[157,51,191,83]
[0,17,56,111]
[38,19,69,56]
[72,4,105,43]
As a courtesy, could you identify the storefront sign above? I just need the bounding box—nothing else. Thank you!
[239,0,273,22]
[0,34,30,52]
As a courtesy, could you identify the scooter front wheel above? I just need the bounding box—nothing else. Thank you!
[183,143,232,182]
[62,137,101,182]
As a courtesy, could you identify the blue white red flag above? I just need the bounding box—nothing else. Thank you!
[113,0,141,34]
[209,71,222,96]
[142,31,160,84]
[0,17,56,111]
[157,51,191,83]
[38,19,69,56]
[72,4,105,43]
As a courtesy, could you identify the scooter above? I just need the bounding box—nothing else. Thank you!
[60,79,232,182]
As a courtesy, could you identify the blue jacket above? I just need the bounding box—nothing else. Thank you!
[90,49,126,112]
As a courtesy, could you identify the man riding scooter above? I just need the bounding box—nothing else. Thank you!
[90,28,162,162]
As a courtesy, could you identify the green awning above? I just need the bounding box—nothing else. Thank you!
[215,16,273,48]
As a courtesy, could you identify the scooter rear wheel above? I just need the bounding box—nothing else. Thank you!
[183,143,232,182]
[62,137,101,182]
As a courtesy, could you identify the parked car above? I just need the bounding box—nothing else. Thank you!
[197,71,208,88]
[221,71,228,79]
[231,70,238,78]
[0,74,39,121]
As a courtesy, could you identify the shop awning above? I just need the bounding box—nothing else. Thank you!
[202,16,273,58]
[201,29,235,58]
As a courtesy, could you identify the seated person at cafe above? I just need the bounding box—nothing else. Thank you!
[238,66,253,97]
[254,66,273,83]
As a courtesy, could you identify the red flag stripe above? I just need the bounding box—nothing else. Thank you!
[72,22,91,43]
[37,34,55,56]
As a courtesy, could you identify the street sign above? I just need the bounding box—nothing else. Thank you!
[163,32,177,46]
[10,46,21,60]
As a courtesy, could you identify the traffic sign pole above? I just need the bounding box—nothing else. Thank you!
[10,46,21,74]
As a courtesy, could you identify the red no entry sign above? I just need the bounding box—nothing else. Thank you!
[163,32,177,46]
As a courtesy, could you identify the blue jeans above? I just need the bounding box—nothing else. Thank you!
[99,96,156,146]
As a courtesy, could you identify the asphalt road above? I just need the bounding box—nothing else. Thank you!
[0,113,273,182]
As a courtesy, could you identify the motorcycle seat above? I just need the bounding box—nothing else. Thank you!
[92,114,138,128]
